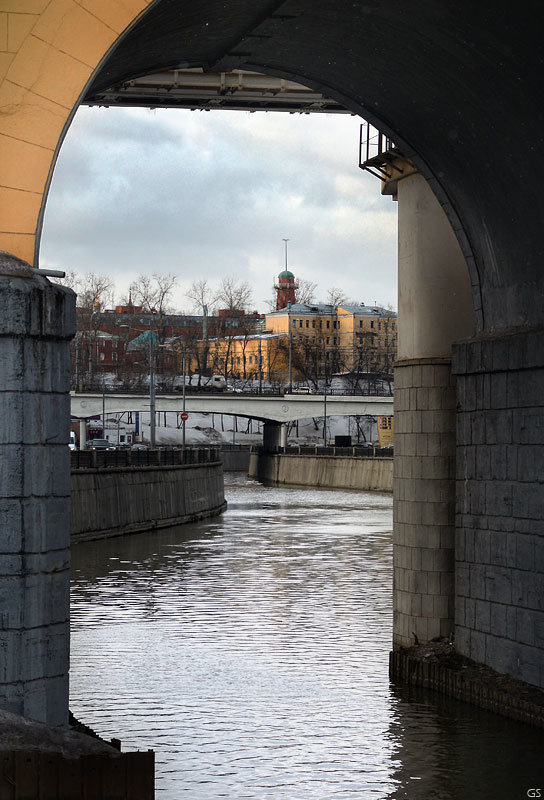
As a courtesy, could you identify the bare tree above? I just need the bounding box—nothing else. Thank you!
[326,286,348,307]
[214,276,253,312]
[187,278,214,314]
[295,278,318,305]
[128,272,178,342]
[73,272,116,387]
[50,268,80,291]
[129,272,177,316]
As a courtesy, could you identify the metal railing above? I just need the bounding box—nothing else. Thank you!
[253,444,393,458]
[71,383,393,397]
[71,447,220,470]
[358,121,401,180]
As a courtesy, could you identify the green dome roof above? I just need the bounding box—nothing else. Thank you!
[278,269,294,279]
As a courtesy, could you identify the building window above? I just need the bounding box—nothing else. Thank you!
[326,320,330,329]
[312,336,316,343]
[299,337,303,343]
[292,319,296,328]
[392,322,396,331]
[299,320,303,328]
[237,357,241,365]
[249,356,253,364]
[326,337,330,345]
[318,338,323,344]
[312,320,316,328]
[378,321,381,330]
[370,320,375,329]
[305,320,309,328]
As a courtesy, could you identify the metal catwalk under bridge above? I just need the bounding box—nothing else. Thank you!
[83,68,352,114]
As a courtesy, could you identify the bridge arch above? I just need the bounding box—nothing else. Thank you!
[1,0,542,333]
[1,0,543,725]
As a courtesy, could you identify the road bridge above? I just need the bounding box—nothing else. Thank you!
[70,392,394,423]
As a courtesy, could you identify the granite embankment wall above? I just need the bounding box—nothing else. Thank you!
[249,452,393,492]
[71,461,226,542]
[220,446,251,471]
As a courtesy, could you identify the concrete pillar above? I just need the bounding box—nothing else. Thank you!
[393,172,474,647]
[79,419,87,450]
[0,253,75,725]
[263,421,286,451]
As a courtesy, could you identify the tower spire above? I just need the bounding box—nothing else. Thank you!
[283,238,290,270]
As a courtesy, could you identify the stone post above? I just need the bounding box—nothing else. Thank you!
[393,172,474,646]
[0,253,75,725]
[79,419,86,450]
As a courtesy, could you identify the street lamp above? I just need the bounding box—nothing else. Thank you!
[149,332,156,449]
[323,376,327,446]
[182,345,186,451]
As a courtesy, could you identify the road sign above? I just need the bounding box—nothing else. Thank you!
[180,412,189,421]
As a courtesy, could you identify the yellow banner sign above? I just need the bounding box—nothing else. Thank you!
[377,415,394,447]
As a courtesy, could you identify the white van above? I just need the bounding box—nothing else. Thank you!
[210,375,227,391]
[69,431,77,451]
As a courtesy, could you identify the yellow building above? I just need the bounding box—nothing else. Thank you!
[186,333,291,383]
[185,301,397,387]
[266,302,397,380]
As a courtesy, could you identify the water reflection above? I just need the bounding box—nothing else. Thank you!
[70,475,542,799]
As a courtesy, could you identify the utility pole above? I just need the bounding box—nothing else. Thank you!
[323,377,327,446]
[149,333,156,449]
[258,337,263,394]
[288,301,293,393]
[182,346,186,451]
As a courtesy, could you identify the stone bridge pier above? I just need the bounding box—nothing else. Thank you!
[0,254,75,725]
[392,165,474,646]
[263,421,288,451]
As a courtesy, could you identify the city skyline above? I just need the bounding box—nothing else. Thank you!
[40,105,398,313]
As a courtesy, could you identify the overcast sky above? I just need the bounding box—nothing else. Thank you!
[40,105,398,313]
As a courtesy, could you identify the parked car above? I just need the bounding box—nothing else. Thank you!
[130,443,149,451]
[85,438,116,451]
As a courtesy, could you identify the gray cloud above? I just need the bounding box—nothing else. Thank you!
[40,106,397,311]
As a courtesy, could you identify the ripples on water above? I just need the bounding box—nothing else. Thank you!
[70,475,543,799]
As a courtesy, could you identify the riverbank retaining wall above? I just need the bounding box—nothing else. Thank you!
[71,461,226,542]
[249,452,393,492]
[220,446,251,471]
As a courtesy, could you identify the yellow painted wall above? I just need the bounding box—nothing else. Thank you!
[0,0,150,265]
[188,335,291,381]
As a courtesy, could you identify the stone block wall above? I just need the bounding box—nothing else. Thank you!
[71,462,226,542]
[248,452,393,492]
[393,359,457,646]
[453,328,544,687]
[0,257,75,725]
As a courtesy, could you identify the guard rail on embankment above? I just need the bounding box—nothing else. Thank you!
[249,446,393,492]
[71,448,226,542]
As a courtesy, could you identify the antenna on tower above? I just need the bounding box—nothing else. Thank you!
[282,238,290,269]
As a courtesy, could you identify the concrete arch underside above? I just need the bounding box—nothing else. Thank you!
[0,0,543,723]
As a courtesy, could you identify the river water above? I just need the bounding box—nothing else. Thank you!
[70,474,542,799]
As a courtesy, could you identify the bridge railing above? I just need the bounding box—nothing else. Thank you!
[253,445,394,457]
[71,447,220,470]
[71,384,393,397]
